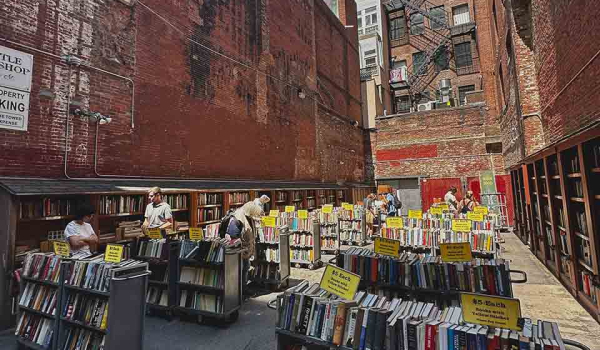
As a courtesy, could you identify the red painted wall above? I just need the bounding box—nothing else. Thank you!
[420,177,463,212]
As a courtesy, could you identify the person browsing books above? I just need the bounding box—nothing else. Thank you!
[142,187,173,234]
[64,203,99,259]
[458,190,478,214]
[444,186,459,212]
[253,194,271,215]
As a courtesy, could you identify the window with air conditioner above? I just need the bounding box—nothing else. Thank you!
[453,4,470,25]
[395,95,411,113]
[364,49,377,67]
[410,13,424,35]
[458,85,475,105]
[454,41,473,68]
[430,6,446,30]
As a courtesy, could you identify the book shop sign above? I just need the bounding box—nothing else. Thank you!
[452,219,472,232]
[461,293,522,330]
[53,241,70,257]
[342,203,353,211]
[261,216,276,228]
[0,45,33,131]
[322,205,333,214]
[285,206,295,213]
[104,244,124,263]
[320,264,361,301]
[374,237,400,258]
[439,242,472,262]
[147,228,162,239]
[473,206,489,215]
[386,217,403,228]
[297,210,308,219]
[430,207,443,215]
[189,227,203,241]
[408,209,422,219]
[269,210,279,217]
[467,212,485,222]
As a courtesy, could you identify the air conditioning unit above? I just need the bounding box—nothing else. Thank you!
[440,79,452,89]
[417,101,435,111]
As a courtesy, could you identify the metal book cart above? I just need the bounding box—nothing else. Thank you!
[174,245,243,324]
[338,215,368,247]
[290,219,322,270]
[252,227,291,290]
[319,222,339,255]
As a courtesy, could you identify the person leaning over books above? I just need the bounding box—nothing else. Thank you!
[142,187,173,235]
[64,202,99,259]
[229,201,262,296]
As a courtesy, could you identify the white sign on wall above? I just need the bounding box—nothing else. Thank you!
[0,45,33,131]
[0,86,30,131]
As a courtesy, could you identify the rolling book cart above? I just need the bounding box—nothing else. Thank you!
[174,240,243,324]
[338,217,367,247]
[320,221,339,255]
[290,219,322,270]
[252,224,291,290]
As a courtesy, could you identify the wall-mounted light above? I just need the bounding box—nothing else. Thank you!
[298,89,306,99]
[73,109,112,125]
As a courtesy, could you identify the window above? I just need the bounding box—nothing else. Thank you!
[434,48,449,72]
[486,142,503,154]
[410,13,424,35]
[364,6,378,26]
[365,57,377,66]
[358,17,362,28]
[389,13,407,42]
[364,49,376,56]
[454,41,473,67]
[430,6,446,30]
[458,85,476,105]
[452,4,470,25]
[395,96,411,113]
[412,52,426,75]
[393,60,407,70]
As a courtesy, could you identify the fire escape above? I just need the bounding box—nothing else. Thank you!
[385,0,454,103]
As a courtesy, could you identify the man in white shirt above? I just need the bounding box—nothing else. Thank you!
[444,186,459,212]
[64,203,99,259]
[142,187,173,235]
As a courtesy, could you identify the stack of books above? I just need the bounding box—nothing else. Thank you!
[62,292,108,329]
[22,253,62,284]
[64,256,145,293]
[291,232,314,247]
[174,221,189,232]
[179,290,223,313]
[178,239,229,263]
[19,197,74,219]
[339,248,512,297]
[180,266,224,288]
[204,223,220,239]
[116,220,143,239]
[137,239,167,259]
[255,245,280,263]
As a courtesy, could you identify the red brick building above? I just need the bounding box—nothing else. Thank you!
[0,0,367,184]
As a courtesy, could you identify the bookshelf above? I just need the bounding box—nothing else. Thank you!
[511,132,600,321]
[174,240,242,323]
[290,219,322,270]
[306,190,317,210]
[291,190,305,210]
[195,192,224,227]
[274,190,290,212]
[226,191,251,211]
[251,223,291,288]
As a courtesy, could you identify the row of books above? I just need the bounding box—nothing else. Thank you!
[179,290,223,313]
[580,270,599,303]
[22,253,62,283]
[61,327,105,350]
[116,220,143,239]
[228,192,250,204]
[573,210,588,236]
[291,232,314,247]
[20,198,74,219]
[179,239,227,263]
[339,206,364,220]
[570,178,584,197]
[380,228,495,253]
[576,239,592,267]
[19,282,58,316]
[250,261,280,281]
[62,292,108,330]
[256,246,280,263]
[147,287,169,306]
[341,229,364,243]
[276,191,288,202]
[198,193,223,206]
[257,226,281,243]
[338,248,512,297]
[307,198,316,208]
[321,224,336,237]
[292,191,303,201]
[162,193,189,210]
[99,195,145,215]
[291,248,314,263]
[198,207,222,223]
[277,281,566,350]
[137,239,167,259]
[341,220,362,231]
[180,266,223,288]
[288,218,313,232]
[65,256,144,293]
[14,313,54,348]
[204,223,220,238]
[321,237,338,250]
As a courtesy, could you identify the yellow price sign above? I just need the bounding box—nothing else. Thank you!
[374,237,400,258]
[189,227,204,241]
[460,293,522,330]
[408,210,422,219]
[53,241,70,257]
[473,206,489,215]
[147,228,162,239]
[430,207,443,215]
[322,205,333,214]
[104,244,124,263]
[285,206,295,213]
[261,216,276,228]
[298,210,308,219]
[438,204,449,211]
[386,217,403,228]
[269,210,280,217]
[452,219,472,232]
[440,242,473,262]
[319,264,361,301]
[467,212,485,222]
[342,203,354,211]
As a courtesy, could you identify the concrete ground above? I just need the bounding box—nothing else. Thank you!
[1,237,599,349]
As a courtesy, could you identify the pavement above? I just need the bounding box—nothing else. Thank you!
[2,237,599,350]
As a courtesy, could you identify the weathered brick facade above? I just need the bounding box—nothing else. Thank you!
[0,0,367,183]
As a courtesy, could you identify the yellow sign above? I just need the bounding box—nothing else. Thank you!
[386,217,403,228]
[285,206,295,213]
[430,207,443,215]
[269,210,280,217]
[452,219,472,232]
[461,293,522,330]
[319,264,361,301]
[322,205,333,214]
[438,204,449,211]
[408,210,422,219]
[467,212,485,222]
[374,237,400,258]
[189,227,204,241]
[104,244,124,263]
[342,203,354,211]
[53,241,70,257]
[261,216,276,228]
[147,228,162,239]
[474,206,489,215]
[298,210,308,219]
[440,242,473,262]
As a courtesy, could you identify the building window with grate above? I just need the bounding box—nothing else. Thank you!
[452,4,470,26]
[364,49,377,67]
[389,12,407,44]
[434,48,449,72]
[395,96,411,113]
[458,85,476,105]
[486,142,503,154]
[430,6,446,30]
[454,41,473,68]
[410,13,424,35]
[412,52,426,75]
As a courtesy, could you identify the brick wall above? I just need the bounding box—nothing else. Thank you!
[0,0,366,183]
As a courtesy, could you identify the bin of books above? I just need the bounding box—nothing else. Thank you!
[251,222,291,290]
